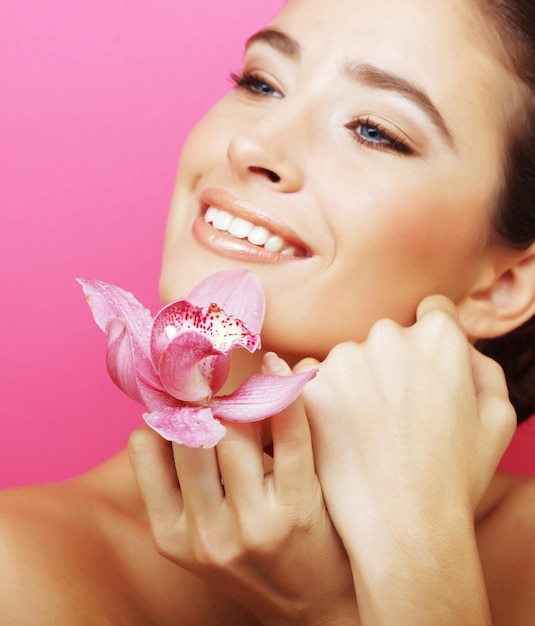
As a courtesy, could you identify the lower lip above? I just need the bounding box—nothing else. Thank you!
[192,216,304,264]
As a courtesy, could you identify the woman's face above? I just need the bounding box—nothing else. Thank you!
[160,0,513,360]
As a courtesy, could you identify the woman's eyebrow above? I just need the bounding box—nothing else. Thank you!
[344,62,456,150]
[245,28,301,60]
[245,29,455,151]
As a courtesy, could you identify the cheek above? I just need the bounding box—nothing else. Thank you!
[170,94,240,196]
[179,96,244,168]
[346,179,488,294]
[176,117,227,182]
[259,198,486,359]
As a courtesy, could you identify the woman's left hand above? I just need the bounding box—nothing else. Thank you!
[128,353,358,626]
[296,295,516,625]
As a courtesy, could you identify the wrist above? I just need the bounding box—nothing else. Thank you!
[344,507,491,625]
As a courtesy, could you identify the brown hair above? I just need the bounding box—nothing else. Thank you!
[475,0,535,423]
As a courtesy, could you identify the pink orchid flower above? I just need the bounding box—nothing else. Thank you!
[78,269,315,448]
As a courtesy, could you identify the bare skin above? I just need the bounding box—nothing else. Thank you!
[0,307,533,625]
[2,0,535,622]
[0,452,259,626]
[0,453,534,625]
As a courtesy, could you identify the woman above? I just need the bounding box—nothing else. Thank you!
[1,0,535,623]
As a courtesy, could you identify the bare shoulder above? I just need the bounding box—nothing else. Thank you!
[0,451,261,626]
[0,448,171,624]
[0,477,135,625]
[477,473,535,626]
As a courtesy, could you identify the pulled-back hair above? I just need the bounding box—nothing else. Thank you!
[475,0,535,422]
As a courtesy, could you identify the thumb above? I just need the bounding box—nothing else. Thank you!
[470,346,516,460]
[293,356,321,375]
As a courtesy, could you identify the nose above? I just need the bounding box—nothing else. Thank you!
[226,108,305,193]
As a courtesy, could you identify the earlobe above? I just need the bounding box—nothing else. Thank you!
[458,244,535,340]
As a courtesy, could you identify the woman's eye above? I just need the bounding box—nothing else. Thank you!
[230,71,282,98]
[347,117,414,156]
[360,123,386,143]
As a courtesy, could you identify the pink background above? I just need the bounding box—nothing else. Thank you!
[0,0,533,489]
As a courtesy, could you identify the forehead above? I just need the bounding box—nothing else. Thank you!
[264,0,512,153]
[269,0,489,74]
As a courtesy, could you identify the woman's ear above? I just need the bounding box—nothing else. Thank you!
[458,243,535,340]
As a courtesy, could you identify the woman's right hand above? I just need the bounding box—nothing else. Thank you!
[128,353,359,626]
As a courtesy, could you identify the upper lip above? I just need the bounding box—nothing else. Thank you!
[200,187,311,255]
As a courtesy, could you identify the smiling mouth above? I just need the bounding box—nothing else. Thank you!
[203,207,308,258]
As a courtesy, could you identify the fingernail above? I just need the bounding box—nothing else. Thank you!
[263,351,284,374]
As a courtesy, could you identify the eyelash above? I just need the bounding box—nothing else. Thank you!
[346,117,414,156]
[229,70,280,97]
[230,71,414,156]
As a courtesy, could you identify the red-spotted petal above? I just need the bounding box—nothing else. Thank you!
[211,369,317,422]
[198,353,232,396]
[157,331,222,402]
[186,269,265,335]
[142,406,226,448]
[151,300,260,370]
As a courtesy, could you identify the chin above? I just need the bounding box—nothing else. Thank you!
[158,266,201,305]
[158,253,244,305]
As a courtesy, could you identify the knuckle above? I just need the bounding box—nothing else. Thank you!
[280,492,322,533]
[417,294,458,321]
[419,310,467,352]
[190,532,225,566]
[367,317,400,341]
[420,308,455,333]
[188,522,240,569]
[486,354,508,379]
[233,512,280,556]
[152,519,182,560]
[127,426,151,461]
[495,396,517,439]
[284,508,317,534]
[189,516,274,568]
[328,340,359,360]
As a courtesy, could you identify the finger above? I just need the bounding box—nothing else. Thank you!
[415,295,470,362]
[215,420,266,510]
[470,347,516,449]
[294,356,321,374]
[265,353,318,501]
[172,442,224,516]
[470,346,508,402]
[416,294,461,324]
[128,425,184,528]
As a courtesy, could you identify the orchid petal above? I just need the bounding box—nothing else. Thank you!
[186,269,265,335]
[78,279,160,389]
[199,353,232,396]
[106,318,170,410]
[105,317,145,404]
[151,300,260,370]
[158,331,222,402]
[143,406,226,448]
[211,369,317,422]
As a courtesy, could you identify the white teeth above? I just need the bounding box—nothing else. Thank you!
[205,206,218,223]
[204,207,297,256]
[212,209,233,231]
[281,246,296,256]
[228,217,253,239]
[248,226,270,246]
[264,235,285,252]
